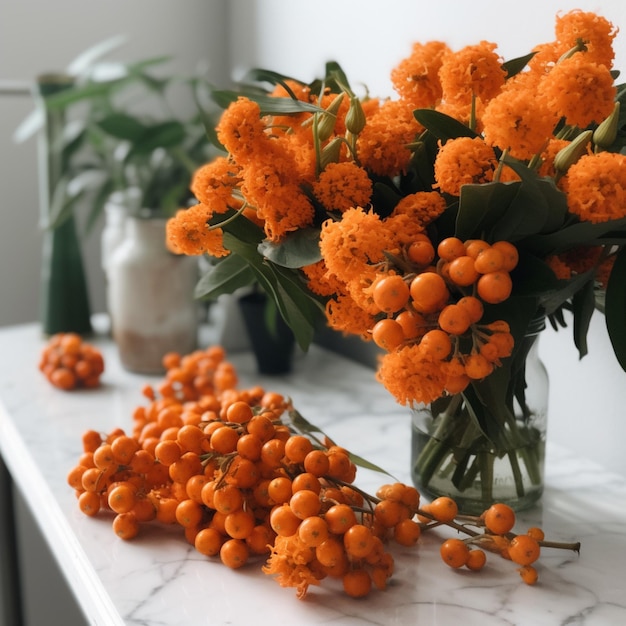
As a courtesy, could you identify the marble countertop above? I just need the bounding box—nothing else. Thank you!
[1,320,626,626]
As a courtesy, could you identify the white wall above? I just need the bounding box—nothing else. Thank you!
[0,0,231,327]
[229,0,626,477]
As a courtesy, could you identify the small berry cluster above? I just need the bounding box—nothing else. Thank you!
[420,497,579,585]
[39,333,104,390]
[370,237,519,395]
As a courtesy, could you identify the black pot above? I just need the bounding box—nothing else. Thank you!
[238,293,295,375]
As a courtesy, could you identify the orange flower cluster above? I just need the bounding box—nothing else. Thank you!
[167,9,626,407]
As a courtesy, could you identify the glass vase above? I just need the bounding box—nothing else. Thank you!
[411,317,548,514]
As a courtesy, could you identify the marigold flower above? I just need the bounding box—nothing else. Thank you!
[257,184,315,242]
[539,55,616,129]
[482,88,559,161]
[325,293,377,339]
[319,208,394,282]
[216,97,268,164]
[439,41,506,108]
[391,41,450,108]
[537,138,571,178]
[302,260,345,297]
[434,137,498,196]
[190,157,241,210]
[595,255,616,288]
[563,152,626,223]
[312,162,373,213]
[546,255,572,280]
[376,345,447,406]
[391,191,447,228]
[263,534,322,600]
[357,100,422,177]
[165,204,229,257]
[554,9,617,67]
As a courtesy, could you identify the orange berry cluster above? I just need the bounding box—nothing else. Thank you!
[370,236,519,391]
[39,333,105,390]
[68,345,580,599]
[420,498,579,585]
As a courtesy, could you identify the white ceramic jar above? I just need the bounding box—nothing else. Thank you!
[106,215,199,374]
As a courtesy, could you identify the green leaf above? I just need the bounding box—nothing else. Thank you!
[605,246,626,371]
[210,89,323,116]
[97,113,147,141]
[455,182,519,241]
[502,52,535,79]
[127,121,186,156]
[413,109,477,142]
[571,277,596,359]
[194,255,256,300]
[257,228,322,268]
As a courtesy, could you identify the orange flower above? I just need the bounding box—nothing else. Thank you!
[357,99,422,177]
[257,184,315,242]
[537,138,571,178]
[376,345,447,406]
[302,260,345,297]
[554,9,617,68]
[216,97,268,164]
[540,55,616,129]
[319,208,394,282]
[391,41,450,108]
[325,293,377,339]
[434,137,498,196]
[439,41,506,108]
[482,87,558,161]
[563,152,626,223]
[312,161,373,212]
[165,204,229,257]
[190,157,241,210]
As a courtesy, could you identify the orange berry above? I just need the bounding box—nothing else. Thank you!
[284,435,313,464]
[270,504,302,537]
[394,309,427,340]
[477,271,513,304]
[224,509,256,540]
[219,538,249,569]
[407,240,436,266]
[342,569,372,598]
[465,239,490,259]
[448,255,480,287]
[112,512,140,540]
[465,549,487,571]
[464,353,494,379]
[372,274,410,313]
[194,527,224,556]
[438,304,471,335]
[518,564,539,585]
[371,318,405,352]
[456,295,484,324]
[343,524,375,558]
[508,535,541,566]
[298,515,329,548]
[440,538,470,568]
[325,503,357,534]
[492,241,519,271]
[289,489,321,520]
[428,496,458,523]
[225,400,254,424]
[410,272,449,314]
[483,503,516,535]
[474,246,505,274]
[437,237,466,261]
[527,527,545,542]
[393,518,422,546]
[419,329,452,360]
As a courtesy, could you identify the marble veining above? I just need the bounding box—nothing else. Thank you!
[1,321,626,625]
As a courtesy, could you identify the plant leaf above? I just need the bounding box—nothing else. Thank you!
[97,113,147,141]
[571,277,596,359]
[209,88,323,115]
[502,52,535,79]
[605,246,626,371]
[66,35,127,76]
[413,109,477,142]
[194,255,256,300]
[257,228,322,268]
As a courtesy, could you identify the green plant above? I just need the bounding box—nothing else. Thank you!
[16,37,219,232]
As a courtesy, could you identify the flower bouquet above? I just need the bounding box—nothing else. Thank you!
[167,10,626,512]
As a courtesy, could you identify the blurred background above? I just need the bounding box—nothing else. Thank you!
[1,1,625,623]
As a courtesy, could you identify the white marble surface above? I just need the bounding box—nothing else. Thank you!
[1,320,626,626]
